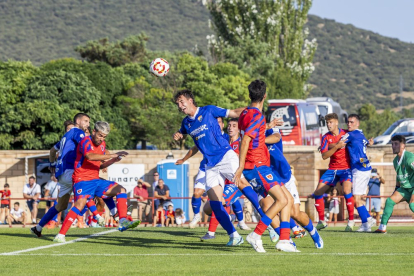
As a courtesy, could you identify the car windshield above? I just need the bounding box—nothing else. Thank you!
[318,105,328,117]
[383,121,400,135]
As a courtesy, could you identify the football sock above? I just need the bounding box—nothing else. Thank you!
[356,206,369,223]
[344,193,355,220]
[103,198,117,216]
[314,194,325,221]
[290,218,300,231]
[274,227,281,236]
[279,221,290,241]
[208,212,219,233]
[253,215,272,236]
[116,193,128,219]
[37,205,59,230]
[304,219,316,235]
[409,203,414,213]
[380,198,396,225]
[241,186,265,217]
[191,196,202,215]
[59,207,82,235]
[232,200,244,222]
[80,206,88,216]
[86,200,99,217]
[210,201,236,236]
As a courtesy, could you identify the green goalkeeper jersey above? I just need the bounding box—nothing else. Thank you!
[393,150,414,189]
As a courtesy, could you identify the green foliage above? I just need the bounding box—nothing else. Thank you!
[358,104,401,139]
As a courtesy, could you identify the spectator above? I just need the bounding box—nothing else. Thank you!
[154,179,172,209]
[133,179,151,222]
[366,168,385,226]
[165,204,175,227]
[152,171,160,210]
[7,202,26,228]
[44,179,60,228]
[23,176,41,224]
[327,188,341,226]
[175,208,186,227]
[152,205,165,227]
[0,183,11,224]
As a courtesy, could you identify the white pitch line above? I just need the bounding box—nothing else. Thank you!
[2,253,414,257]
[0,229,118,256]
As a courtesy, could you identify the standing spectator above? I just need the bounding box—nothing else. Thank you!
[23,176,41,224]
[154,179,172,209]
[366,168,385,226]
[327,188,341,226]
[165,204,175,227]
[0,183,11,224]
[7,202,26,228]
[175,208,186,227]
[152,172,160,210]
[133,179,151,222]
[44,179,60,228]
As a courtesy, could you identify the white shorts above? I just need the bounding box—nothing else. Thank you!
[285,175,300,205]
[194,169,206,190]
[58,169,74,197]
[352,169,371,195]
[205,150,243,191]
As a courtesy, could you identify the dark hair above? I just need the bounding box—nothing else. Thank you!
[175,208,183,216]
[4,183,9,187]
[391,135,406,144]
[14,202,19,206]
[87,126,92,134]
[325,113,338,121]
[248,80,266,103]
[73,113,90,125]
[348,114,360,121]
[173,89,197,107]
[29,176,35,180]
[64,120,74,130]
[228,118,239,123]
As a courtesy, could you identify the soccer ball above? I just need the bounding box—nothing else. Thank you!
[150,58,169,77]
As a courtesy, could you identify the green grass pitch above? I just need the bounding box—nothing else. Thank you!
[0,226,413,275]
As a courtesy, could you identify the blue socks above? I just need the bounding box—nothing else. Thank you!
[38,206,59,227]
[241,186,265,217]
[103,198,117,215]
[210,200,236,235]
[344,192,353,200]
[356,205,370,223]
[290,218,297,229]
[191,196,202,215]
[274,227,281,236]
[232,200,244,222]
[80,207,88,216]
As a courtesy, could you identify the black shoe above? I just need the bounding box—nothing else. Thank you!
[30,226,42,238]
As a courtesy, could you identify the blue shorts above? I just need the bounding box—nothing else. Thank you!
[243,165,283,198]
[73,179,117,201]
[26,199,40,212]
[223,184,243,207]
[319,169,352,187]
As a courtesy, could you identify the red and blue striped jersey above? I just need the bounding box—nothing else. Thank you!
[72,137,106,184]
[320,129,350,170]
[238,107,270,170]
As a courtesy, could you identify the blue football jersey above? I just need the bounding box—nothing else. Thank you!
[198,131,230,172]
[265,130,291,183]
[180,106,230,167]
[54,127,86,178]
[265,127,283,153]
[345,129,371,171]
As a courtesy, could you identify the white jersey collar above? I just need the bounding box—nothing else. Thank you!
[189,107,200,120]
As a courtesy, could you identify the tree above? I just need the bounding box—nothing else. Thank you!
[207,0,317,99]
[358,104,401,139]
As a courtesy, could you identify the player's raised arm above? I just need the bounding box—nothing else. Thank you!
[176,146,198,165]
[227,107,246,118]
[266,118,284,129]
[265,132,281,145]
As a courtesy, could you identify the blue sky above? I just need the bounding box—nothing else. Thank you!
[309,0,414,43]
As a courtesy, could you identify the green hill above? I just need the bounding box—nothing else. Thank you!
[1,0,414,112]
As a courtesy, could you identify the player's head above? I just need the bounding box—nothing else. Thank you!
[391,135,406,155]
[14,202,19,210]
[64,120,75,133]
[91,121,110,146]
[248,80,267,103]
[217,117,225,131]
[85,126,92,137]
[73,113,90,132]
[347,114,360,131]
[324,113,339,132]
[29,176,35,185]
[227,118,239,138]
[174,89,197,115]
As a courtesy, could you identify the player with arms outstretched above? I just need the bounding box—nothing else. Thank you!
[375,135,414,233]
[311,113,354,231]
[234,80,298,253]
